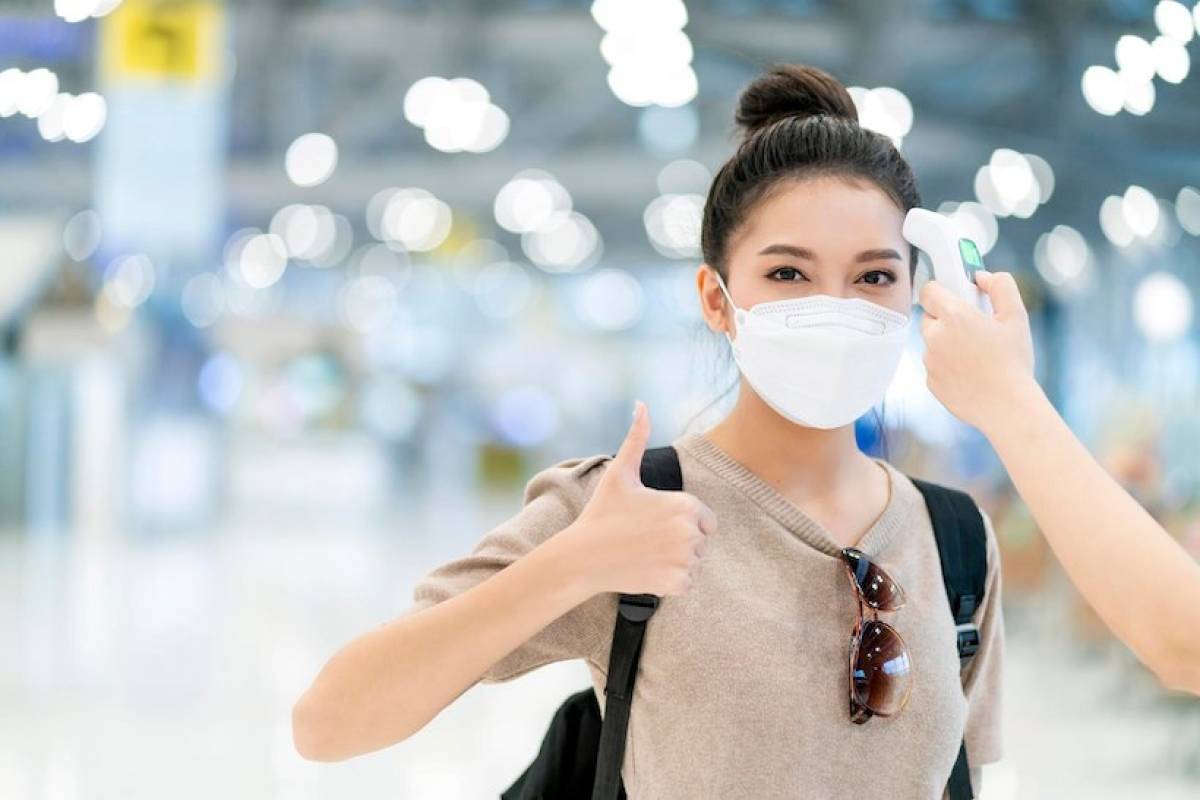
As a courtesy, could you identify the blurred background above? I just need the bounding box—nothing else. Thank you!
[2,0,1199,797]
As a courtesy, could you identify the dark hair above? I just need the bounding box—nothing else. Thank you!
[689,64,914,455]
[701,63,922,280]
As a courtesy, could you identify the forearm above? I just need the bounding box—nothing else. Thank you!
[982,380,1200,692]
[293,527,596,760]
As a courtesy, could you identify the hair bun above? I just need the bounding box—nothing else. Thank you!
[735,64,858,138]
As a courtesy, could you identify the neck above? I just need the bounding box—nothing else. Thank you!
[703,380,873,503]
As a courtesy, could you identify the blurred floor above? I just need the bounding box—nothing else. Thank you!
[2,478,1199,800]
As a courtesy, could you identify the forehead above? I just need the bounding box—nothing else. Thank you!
[730,175,906,255]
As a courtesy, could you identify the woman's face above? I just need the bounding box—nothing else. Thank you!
[699,175,913,333]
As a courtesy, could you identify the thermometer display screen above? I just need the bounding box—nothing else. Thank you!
[958,238,985,274]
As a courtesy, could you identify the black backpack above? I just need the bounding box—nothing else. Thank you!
[502,445,988,800]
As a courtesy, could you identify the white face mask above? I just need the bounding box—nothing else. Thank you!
[714,272,911,429]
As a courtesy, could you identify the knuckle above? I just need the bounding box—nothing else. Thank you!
[672,511,694,535]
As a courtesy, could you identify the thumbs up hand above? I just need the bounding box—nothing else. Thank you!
[561,401,717,599]
[918,270,1038,433]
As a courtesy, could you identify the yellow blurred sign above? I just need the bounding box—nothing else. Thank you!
[431,214,481,262]
[101,0,223,83]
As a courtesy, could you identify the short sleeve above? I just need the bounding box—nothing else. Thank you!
[960,506,1005,767]
[409,452,618,683]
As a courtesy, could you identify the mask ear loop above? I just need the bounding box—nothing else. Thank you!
[713,271,744,342]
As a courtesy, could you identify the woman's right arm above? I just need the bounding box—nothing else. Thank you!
[292,401,715,761]
[291,524,597,761]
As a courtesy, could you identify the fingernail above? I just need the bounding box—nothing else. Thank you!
[632,400,640,421]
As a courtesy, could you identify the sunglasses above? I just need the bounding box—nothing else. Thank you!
[840,547,913,724]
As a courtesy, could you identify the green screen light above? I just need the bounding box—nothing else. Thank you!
[958,238,984,272]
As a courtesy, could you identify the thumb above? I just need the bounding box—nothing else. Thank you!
[609,400,651,486]
[918,278,961,319]
[975,270,1028,321]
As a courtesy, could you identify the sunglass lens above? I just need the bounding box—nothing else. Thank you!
[851,620,913,716]
[841,548,905,611]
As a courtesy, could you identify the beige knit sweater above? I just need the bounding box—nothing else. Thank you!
[411,429,1004,799]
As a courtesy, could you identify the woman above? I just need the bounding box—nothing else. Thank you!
[921,269,1200,696]
[292,64,1004,798]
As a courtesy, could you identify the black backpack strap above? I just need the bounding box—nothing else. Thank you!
[909,477,988,800]
[909,478,988,663]
[592,445,682,800]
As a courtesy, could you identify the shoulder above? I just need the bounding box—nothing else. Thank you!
[976,504,1001,582]
[522,451,614,513]
[890,465,1000,570]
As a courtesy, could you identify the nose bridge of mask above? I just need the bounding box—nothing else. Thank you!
[770,299,906,335]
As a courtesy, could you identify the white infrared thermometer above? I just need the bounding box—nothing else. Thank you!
[902,208,992,314]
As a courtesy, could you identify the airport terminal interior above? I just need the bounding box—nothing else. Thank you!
[2,0,1200,797]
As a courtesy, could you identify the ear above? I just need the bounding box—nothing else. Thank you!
[696,264,732,334]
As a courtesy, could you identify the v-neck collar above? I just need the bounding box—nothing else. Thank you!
[673,429,918,559]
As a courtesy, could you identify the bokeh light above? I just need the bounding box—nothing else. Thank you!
[285,133,338,188]
[1134,271,1194,342]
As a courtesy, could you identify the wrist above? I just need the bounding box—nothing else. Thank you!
[531,523,600,608]
[978,376,1051,442]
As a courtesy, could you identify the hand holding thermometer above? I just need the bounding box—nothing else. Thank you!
[918,260,1200,697]
[902,208,993,314]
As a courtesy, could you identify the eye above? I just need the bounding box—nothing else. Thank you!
[859,269,898,287]
[768,267,808,282]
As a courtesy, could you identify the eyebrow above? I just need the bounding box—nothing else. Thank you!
[756,243,904,263]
